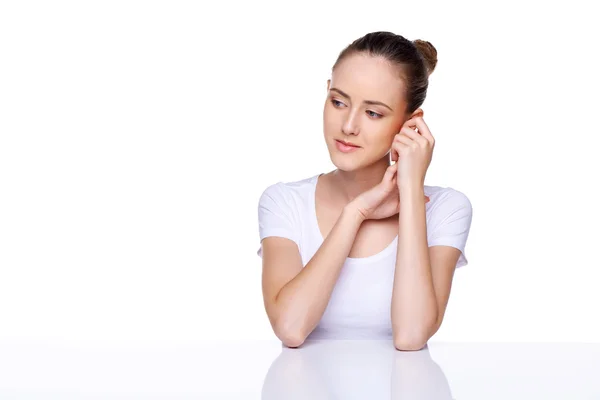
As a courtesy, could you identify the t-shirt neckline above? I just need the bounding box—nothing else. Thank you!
[309,173,398,265]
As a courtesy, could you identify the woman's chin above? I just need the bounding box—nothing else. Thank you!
[330,157,361,172]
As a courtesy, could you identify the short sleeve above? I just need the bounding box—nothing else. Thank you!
[257,183,300,258]
[427,189,473,268]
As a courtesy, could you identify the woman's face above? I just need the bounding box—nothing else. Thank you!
[323,53,413,171]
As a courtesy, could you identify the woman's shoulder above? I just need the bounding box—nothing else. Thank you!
[425,184,468,196]
[259,173,320,200]
[424,184,472,213]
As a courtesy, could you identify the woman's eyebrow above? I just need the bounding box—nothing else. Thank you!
[329,87,393,111]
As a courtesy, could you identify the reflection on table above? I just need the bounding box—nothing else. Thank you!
[262,339,452,399]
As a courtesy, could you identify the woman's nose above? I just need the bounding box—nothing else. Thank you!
[342,110,360,135]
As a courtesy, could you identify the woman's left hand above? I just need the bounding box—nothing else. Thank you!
[390,116,435,190]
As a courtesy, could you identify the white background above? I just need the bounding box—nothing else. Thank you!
[1,0,599,344]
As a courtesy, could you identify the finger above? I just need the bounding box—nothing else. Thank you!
[399,128,428,146]
[394,134,413,146]
[390,147,398,163]
[391,139,409,157]
[382,165,398,191]
[384,163,397,182]
[403,117,418,131]
[413,117,435,146]
[390,163,398,181]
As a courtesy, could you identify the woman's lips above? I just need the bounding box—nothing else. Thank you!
[335,140,360,153]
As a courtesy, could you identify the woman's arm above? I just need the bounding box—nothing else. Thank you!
[263,203,365,347]
[391,183,438,350]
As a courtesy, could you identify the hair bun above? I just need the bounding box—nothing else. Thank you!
[413,39,438,76]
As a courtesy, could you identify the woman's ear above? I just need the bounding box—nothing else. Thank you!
[411,108,424,119]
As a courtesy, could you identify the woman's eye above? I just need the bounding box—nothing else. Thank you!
[330,100,381,119]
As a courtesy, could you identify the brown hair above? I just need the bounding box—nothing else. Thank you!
[331,31,438,116]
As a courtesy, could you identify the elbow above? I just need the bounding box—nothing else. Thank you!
[274,320,308,348]
[393,314,438,351]
[281,333,306,348]
[277,328,306,348]
[393,333,428,351]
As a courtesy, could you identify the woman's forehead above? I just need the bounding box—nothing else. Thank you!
[331,54,404,103]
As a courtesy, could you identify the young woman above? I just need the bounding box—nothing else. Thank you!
[256,31,473,351]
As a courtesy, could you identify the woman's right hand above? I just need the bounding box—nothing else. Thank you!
[351,163,429,221]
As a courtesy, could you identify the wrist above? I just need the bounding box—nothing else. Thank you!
[343,202,367,224]
[398,181,424,193]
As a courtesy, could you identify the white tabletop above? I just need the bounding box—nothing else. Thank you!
[1,339,599,399]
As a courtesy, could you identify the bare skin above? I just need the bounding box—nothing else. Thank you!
[261,52,435,347]
[315,172,399,259]
[319,53,429,259]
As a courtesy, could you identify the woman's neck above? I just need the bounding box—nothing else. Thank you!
[327,157,391,203]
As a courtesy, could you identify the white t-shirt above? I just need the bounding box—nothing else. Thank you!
[257,173,473,340]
